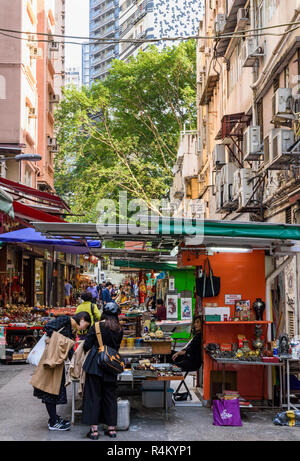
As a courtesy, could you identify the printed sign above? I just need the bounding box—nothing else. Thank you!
[181,298,193,320]
[225,294,242,305]
[166,294,178,319]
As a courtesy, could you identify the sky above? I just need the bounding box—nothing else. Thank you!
[65,0,90,72]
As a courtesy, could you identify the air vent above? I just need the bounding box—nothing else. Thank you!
[285,206,292,224]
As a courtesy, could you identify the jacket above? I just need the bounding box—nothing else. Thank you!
[83,321,123,383]
[101,288,112,304]
[65,340,89,396]
[30,330,74,395]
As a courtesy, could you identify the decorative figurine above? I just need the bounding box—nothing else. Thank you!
[278,333,290,358]
[252,325,265,356]
[252,298,266,321]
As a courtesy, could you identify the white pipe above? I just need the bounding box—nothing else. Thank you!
[265,255,293,400]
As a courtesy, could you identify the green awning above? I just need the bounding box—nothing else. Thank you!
[158,218,300,241]
[113,260,179,271]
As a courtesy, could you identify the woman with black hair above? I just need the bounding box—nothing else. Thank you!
[82,302,123,440]
[172,315,203,372]
[33,311,91,431]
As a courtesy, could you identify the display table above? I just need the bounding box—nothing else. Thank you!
[212,357,284,409]
[119,346,152,358]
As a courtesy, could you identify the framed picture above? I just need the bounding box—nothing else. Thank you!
[235,300,250,312]
[166,294,178,319]
[181,298,192,320]
[169,277,175,291]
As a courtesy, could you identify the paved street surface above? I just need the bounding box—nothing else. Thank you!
[0,363,300,442]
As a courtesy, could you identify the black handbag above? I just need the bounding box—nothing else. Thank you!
[196,258,220,298]
[95,322,125,376]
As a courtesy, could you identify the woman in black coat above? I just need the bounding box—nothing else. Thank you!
[33,312,91,431]
[172,316,203,372]
[82,302,123,440]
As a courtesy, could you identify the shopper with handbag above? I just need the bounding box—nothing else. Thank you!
[32,311,91,431]
[82,302,123,440]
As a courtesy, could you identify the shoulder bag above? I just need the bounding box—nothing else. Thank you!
[95,321,125,376]
[196,257,220,298]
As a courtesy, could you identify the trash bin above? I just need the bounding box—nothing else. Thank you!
[117,399,130,430]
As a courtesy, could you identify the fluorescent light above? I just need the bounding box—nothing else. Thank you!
[208,247,253,253]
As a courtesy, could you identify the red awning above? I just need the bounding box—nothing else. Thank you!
[0,177,70,212]
[13,201,65,223]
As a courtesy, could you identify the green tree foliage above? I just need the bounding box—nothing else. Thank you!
[54,41,196,222]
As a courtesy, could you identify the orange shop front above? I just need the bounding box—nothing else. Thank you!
[179,248,270,404]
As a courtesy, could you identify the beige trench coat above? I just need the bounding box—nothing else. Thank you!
[30,330,75,396]
[65,340,89,396]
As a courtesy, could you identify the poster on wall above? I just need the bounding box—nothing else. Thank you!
[225,294,242,305]
[166,294,178,319]
[181,298,193,320]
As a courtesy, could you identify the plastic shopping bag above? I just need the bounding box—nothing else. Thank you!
[26,334,47,366]
[212,399,242,426]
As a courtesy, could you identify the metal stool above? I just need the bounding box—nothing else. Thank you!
[173,371,193,401]
[71,380,82,425]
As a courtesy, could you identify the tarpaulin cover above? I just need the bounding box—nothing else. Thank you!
[158,219,300,241]
[0,227,101,254]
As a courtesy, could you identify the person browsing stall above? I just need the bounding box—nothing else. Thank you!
[82,302,123,440]
[76,292,101,339]
[153,298,166,321]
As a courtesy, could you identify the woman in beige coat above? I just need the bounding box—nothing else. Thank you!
[32,312,91,431]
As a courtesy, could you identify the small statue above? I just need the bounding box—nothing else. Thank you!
[252,298,265,321]
[252,325,265,356]
[278,333,290,358]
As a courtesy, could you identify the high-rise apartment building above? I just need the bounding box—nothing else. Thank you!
[89,0,120,84]
[65,67,81,90]
[82,42,90,87]
[88,0,203,84]
[0,0,65,193]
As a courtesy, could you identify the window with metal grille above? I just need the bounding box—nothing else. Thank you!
[285,206,292,224]
[273,76,280,93]
[288,310,295,338]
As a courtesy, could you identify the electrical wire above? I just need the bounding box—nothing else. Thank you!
[0,19,299,46]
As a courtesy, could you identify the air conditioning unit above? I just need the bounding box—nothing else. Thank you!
[47,137,58,152]
[236,8,249,30]
[221,163,238,208]
[215,172,222,212]
[214,14,226,34]
[241,37,264,67]
[272,88,294,122]
[243,126,262,161]
[263,131,276,166]
[30,47,43,59]
[233,168,256,208]
[212,144,226,170]
[264,171,280,201]
[50,94,60,104]
[49,41,59,52]
[269,129,295,168]
[28,107,37,118]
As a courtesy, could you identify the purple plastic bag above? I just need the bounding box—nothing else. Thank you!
[212,399,242,426]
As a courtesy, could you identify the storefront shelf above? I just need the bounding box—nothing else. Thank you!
[204,321,271,325]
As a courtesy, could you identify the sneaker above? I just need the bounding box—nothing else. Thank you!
[57,416,71,427]
[48,418,71,431]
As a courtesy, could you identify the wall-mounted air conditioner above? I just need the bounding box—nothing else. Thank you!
[269,129,294,168]
[49,41,59,52]
[212,144,226,170]
[28,107,37,118]
[214,14,226,34]
[215,172,222,212]
[272,88,294,122]
[264,171,280,201]
[243,126,262,161]
[221,163,238,208]
[50,94,60,104]
[241,37,264,67]
[233,168,256,208]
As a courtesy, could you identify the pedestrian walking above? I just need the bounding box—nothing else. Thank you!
[86,281,99,304]
[101,282,112,306]
[31,311,91,431]
[64,280,73,306]
[82,302,123,440]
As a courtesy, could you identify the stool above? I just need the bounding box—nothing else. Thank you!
[173,372,193,401]
[71,380,82,425]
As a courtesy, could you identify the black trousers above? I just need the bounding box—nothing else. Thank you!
[171,352,200,372]
[82,373,118,426]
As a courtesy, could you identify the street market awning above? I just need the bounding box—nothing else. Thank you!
[13,201,66,223]
[0,227,101,254]
[113,260,186,271]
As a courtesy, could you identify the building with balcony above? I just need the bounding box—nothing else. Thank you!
[170,0,300,337]
[65,67,81,90]
[119,0,204,62]
[82,42,90,86]
[89,0,120,83]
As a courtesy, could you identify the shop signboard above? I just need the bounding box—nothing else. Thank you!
[166,294,178,319]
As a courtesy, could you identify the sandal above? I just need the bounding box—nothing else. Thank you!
[87,429,99,440]
[104,428,117,438]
